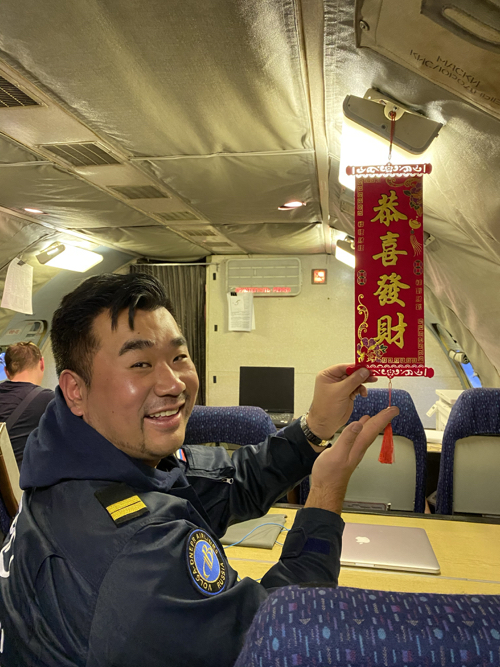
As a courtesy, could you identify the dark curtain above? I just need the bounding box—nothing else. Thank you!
[130,264,206,405]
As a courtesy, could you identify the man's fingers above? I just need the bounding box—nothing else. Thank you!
[330,420,364,457]
[319,363,352,382]
[341,367,371,395]
[350,407,399,460]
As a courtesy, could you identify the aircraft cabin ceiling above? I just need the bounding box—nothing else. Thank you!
[0,0,499,383]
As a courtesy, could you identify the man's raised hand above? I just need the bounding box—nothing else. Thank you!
[305,364,378,442]
[305,406,399,515]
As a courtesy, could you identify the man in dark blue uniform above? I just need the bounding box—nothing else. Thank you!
[0,341,54,465]
[0,273,397,666]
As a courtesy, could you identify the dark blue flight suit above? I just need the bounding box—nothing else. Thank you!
[0,388,343,666]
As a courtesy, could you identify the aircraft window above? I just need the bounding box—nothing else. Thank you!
[460,360,482,388]
[0,352,6,382]
[430,323,481,388]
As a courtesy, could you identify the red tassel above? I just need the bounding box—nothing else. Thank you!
[378,423,394,464]
[378,378,394,464]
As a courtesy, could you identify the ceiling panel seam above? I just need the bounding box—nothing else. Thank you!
[130,149,315,161]
[296,0,331,253]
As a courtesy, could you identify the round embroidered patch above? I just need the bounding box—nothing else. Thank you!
[186,529,227,596]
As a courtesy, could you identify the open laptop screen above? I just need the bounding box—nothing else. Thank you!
[239,366,294,413]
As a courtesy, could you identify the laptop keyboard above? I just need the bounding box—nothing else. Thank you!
[267,412,294,426]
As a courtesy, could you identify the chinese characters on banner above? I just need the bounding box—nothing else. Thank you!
[347,164,434,379]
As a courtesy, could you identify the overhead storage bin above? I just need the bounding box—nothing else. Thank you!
[355,0,500,121]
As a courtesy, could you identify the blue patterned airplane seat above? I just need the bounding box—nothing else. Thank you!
[299,389,427,513]
[184,405,277,446]
[235,585,500,667]
[436,389,500,515]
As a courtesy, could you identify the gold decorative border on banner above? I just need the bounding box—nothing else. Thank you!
[347,164,432,177]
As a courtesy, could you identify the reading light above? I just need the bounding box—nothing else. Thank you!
[335,240,355,269]
[340,90,442,190]
[278,200,305,210]
[36,243,103,272]
[24,207,45,214]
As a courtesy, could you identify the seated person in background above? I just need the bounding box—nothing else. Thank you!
[0,274,397,667]
[0,341,55,466]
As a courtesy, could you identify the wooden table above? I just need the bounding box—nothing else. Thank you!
[226,508,500,595]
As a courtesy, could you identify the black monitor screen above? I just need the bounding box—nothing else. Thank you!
[239,366,294,413]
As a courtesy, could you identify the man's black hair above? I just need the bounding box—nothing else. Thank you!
[51,273,175,387]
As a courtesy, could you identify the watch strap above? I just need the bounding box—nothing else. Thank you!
[299,414,331,447]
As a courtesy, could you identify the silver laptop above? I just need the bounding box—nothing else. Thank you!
[341,523,441,575]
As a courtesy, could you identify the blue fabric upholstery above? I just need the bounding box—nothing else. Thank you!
[184,405,276,446]
[235,585,500,667]
[436,389,500,515]
[300,389,427,512]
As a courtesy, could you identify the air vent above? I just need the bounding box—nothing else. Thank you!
[108,185,167,199]
[227,258,302,296]
[0,76,40,108]
[184,229,217,238]
[39,142,120,167]
[157,211,200,221]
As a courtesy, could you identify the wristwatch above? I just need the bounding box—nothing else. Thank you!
[299,414,332,447]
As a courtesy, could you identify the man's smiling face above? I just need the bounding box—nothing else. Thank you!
[77,307,199,466]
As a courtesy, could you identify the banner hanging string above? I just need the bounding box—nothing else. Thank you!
[387,110,397,163]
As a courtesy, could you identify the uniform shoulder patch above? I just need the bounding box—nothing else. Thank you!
[185,529,227,596]
[95,482,149,526]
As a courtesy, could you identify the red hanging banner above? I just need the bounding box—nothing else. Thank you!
[348,164,434,379]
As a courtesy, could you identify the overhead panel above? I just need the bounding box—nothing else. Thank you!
[182,228,218,238]
[0,214,49,269]
[39,142,121,167]
[0,164,166,229]
[219,223,325,255]
[107,185,168,199]
[80,226,207,262]
[0,133,44,164]
[0,0,312,157]
[156,211,201,222]
[167,223,244,254]
[146,153,321,225]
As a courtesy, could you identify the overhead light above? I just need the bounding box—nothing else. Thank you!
[278,201,305,210]
[340,90,442,190]
[335,239,355,268]
[24,207,45,214]
[36,243,103,272]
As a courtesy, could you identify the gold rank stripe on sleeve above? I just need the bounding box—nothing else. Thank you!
[106,496,147,521]
[94,482,150,526]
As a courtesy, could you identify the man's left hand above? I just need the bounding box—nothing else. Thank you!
[305,364,377,442]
